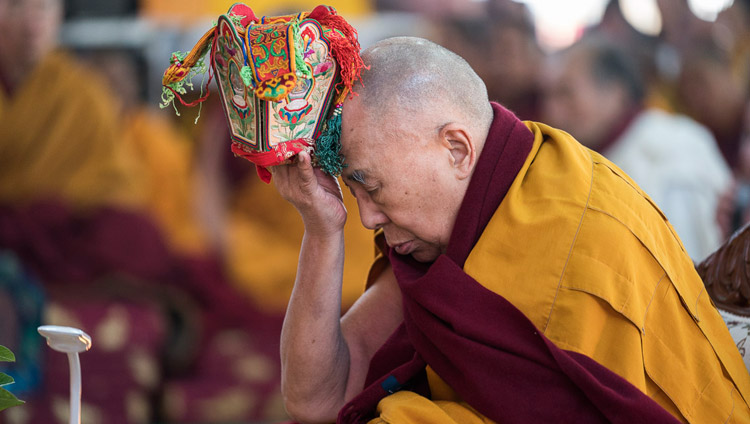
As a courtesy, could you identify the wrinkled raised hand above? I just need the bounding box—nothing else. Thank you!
[271,151,347,237]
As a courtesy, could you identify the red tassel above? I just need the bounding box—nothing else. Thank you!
[166,62,214,107]
[309,6,367,99]
[308,5,334,22]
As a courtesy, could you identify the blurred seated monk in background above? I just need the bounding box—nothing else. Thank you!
[0,0,283,421]
[436,0,544,122]
[0,0,146,210]
[542,38,731,262]
[82,48,210,257]
[271,37,750,423]
[678,38,748,172]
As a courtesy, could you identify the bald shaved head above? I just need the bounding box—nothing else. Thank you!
[353,37,493,140]
[339,37,495,262]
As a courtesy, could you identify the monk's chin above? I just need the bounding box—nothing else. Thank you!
[410,250,440,263]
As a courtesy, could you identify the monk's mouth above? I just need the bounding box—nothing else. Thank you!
[393,241,414,255]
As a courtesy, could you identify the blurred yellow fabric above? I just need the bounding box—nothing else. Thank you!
[731,38,750,101]
[0,50,146,210]
[140,0,372,24]
[121,108,210,255]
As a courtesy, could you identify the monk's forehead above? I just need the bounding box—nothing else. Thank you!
[339,127,381,172]
[340,107,393,180]
[340,94,435,174]
[341,99,380,150]
[341,95,374,129]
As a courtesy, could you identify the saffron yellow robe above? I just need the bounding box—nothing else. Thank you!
[0,50,213,256]
[121,107,209,254]
[0,50,145,209]
[370,122,750,423]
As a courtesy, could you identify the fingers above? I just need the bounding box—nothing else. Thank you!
[271,152,343,206]
[296,152,318,195]
[270,153,316,202]
[296,151,313,173]
[314,167,344,201]
[266,152,347,233]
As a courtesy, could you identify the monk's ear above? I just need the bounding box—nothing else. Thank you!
[440,123,476,180]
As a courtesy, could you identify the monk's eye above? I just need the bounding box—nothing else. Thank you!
[365,186,381,199]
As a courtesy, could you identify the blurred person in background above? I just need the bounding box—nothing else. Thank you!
[542,38,731,261]
[0,0,286,422]
[715,0,750,77]
[435,0,543,120]
[82,48,209,257]
[648,0,711,116]
[653,0,748,171]
[678,38,748,170]
[585,0,664,110]
[716,0,750,175]
[729,101,750,231]
[656,0,713,55]
[0,0,168,421]
[0,0,145,210]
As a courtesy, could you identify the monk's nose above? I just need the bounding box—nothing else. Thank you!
[358,200,389,230]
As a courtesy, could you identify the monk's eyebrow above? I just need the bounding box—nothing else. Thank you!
[346,170,367,185]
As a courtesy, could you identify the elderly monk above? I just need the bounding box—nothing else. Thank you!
[271,37,750,423]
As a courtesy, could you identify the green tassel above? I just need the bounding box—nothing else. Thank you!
[292,19,312,80]
[228,14,245,26]
[240,65,254,87]
[159,50,209,117]
[314,106,345,176]
[159,86,181,116]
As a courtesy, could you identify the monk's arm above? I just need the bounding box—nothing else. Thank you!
[280,228,347,422]
[280,234,402,423]
[272,153,403,422]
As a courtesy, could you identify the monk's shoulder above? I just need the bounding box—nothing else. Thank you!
[464,123,600,329]
[464,121,695,331]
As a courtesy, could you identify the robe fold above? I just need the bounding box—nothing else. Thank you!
[339,103,750,423]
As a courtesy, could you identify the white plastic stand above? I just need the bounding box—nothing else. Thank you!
[38,325,92,424]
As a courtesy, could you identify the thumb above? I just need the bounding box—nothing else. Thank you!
[296,151,317,193]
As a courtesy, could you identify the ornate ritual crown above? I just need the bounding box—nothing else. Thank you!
[161,3,365,182]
